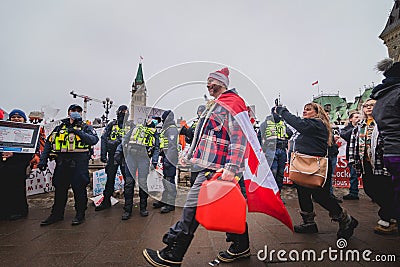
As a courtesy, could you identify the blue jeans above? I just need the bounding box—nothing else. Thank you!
[266,148,287,190]
[348,163,359,196]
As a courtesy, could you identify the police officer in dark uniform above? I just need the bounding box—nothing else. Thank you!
[153,110,179,213]
[258,107,293,191]
[95,105,130,211]
[39,104,99,226]
[119,117,159,219]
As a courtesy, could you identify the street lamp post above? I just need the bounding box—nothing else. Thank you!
[102,97,113,124]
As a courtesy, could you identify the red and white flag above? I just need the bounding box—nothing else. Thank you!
[312,80,319,86]
[216,92,293,231]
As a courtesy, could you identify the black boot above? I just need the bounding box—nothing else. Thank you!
[152,201,164,209]
[143,234,194,267]
[95,197,111,211]
[140,198,149,217]
[332,210,358,240]
[40,214,64,226]
[161,205,175,214]
[294,211,318,233]
[217,224,251,262]
[71,212,85,226]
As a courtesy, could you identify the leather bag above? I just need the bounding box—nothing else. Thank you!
[289,152,328,188]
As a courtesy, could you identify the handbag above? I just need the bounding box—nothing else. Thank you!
[289,151,328,188]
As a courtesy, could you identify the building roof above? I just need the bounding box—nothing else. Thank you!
[313,94,349,123]
[380,0,400,38]
[134,63,144,87]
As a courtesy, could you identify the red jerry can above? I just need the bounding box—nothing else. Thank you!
[195,172,246,234]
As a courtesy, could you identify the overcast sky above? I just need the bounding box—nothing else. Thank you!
[0,0,394,122]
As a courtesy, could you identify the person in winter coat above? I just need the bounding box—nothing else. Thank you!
[371,58,400,235]
[143,67,250,266]
[275,102,358,240]
[348,98,396,235]
[153,110,179,213]
[0,109,32,220]
[95,105,130,211]
[340,111,361,200]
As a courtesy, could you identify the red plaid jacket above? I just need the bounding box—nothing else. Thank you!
[191,90,247,174]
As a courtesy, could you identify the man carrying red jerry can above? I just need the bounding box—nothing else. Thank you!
[143,67,250,266]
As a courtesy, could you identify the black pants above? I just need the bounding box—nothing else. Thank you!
[51,157,90,217]
[103,156,126,199]
[0,155,30,218]
[296,158,342,217]
[362,159,395,222]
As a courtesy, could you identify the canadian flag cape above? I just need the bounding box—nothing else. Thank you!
[215,90,293,230]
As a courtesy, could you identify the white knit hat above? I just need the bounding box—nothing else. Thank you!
[208,67,230,88]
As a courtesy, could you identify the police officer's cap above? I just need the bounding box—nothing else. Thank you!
[68,104,83,112]
[197,105,206,113]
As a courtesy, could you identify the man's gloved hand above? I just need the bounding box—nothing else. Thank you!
[100,156,107,163]
[38,162,47,171]
[274,105,287,116]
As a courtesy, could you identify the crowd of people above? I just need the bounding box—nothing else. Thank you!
[0,61,399,266]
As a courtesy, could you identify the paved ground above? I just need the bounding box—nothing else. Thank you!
[1,187,399,267]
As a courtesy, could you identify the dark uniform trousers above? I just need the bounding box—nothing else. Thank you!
[51,155,90,217]
[124,148,150,213]
[103,153,127,200]
[161,158,177,206]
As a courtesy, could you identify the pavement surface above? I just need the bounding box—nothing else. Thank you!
[1,186,399,267]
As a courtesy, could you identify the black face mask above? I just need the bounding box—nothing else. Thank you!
[117,112,126,122]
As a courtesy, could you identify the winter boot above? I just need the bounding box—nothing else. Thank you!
[217,224,251,262]
[140,198,149,217]
[332,210,358,240]
[95,197,111,211]
[294,211,318,233]
[152,201,164,209]
[143,233,194,267]
[161,205,175,214]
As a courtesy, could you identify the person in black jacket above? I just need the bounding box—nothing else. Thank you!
[340,111,361,200]
[0,109,33,220]
[38,104,99,226]
[275,102,358,240]
[371,58,400,235]
[95,105,130,211]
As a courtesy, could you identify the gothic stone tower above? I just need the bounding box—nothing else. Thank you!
[130,62,147,120]
[380,0,400,61]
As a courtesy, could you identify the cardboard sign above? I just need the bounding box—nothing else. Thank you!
[92,167,125,196]
[133,105,165,125]
[26,160,56,196]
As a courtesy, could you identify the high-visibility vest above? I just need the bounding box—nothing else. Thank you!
[49,124,90,152]
[160,125,178,150]
[128,124,156,147]
[265,120,289,141]
[109,123,126,141]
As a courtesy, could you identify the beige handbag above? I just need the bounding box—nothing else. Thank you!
[289,152,328,188]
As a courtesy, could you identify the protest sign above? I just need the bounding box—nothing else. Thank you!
[26,160,56,196]
[0,121,40,153]
[92,167,125,196]
[133,105,165,125]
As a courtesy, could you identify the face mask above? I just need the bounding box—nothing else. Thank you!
[70,111,82,120]
[117,113,126,122]
[152,119,159,126]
